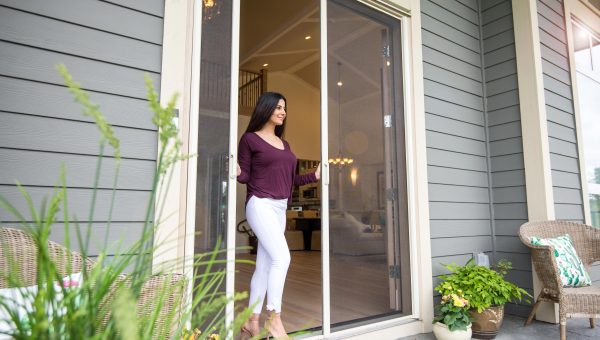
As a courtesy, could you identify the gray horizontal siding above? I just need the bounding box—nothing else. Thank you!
[431,236,493,257]
[537,0,584,221]
[0,186,152,222]
[427,0,479,24]
[0,41,161,99]
[423,0,507,311]
[0,6,161,72]
[483,0,530,316]
[430,220,492,238]
[92,254,146,273]
[427,166,489,187]
[101,0,164,17]
[0,149,155,190]
[0,76,156,130]
[0,1,163,258]
[1,0,163,44]
[424,96,484,124]
[0,112,156,160]
[426,114,486,141]
[426,131,487,156]
[4,223,147,257]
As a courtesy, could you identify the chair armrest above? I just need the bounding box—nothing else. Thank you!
[525,243,564,297]
[582,225,600,265]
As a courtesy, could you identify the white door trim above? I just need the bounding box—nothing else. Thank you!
[225,0,241,335]
[319,0,331,337]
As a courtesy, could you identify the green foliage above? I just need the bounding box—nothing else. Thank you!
[56,64,120,160]
[434,259,531,313]
[0,66,253,339]
[432,293,472,331]
[491,258,512,277]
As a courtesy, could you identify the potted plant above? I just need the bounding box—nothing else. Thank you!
[435,259,530,339]
[432,292,473,340]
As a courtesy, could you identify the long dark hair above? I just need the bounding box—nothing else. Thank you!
[245,92,287,138]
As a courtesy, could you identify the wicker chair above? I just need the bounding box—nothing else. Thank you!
[0,227,185,338]
[519,220,600,340]
[0,227,94,288]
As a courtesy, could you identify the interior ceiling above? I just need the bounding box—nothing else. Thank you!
[240,0,319,86]
[240,0,378,93]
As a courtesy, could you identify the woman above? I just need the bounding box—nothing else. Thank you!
[237,92,320,339]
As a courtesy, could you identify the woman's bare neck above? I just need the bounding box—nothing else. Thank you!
[257,124,276,136]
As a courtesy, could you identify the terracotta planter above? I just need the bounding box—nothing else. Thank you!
[470,305,504,339]
[432,322,472,340]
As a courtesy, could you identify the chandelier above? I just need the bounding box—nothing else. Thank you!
[329,62,354,166]
[203,0,221,21]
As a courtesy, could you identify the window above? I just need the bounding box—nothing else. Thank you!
[572,19,600,226]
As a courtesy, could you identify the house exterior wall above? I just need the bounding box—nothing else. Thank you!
[422,0,531,316]
[0,0,164,263]
[537,0,586,223]
[422,0,493,281]
[482,0,532,315]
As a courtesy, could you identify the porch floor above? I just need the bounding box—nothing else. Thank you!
[397,315,600,339]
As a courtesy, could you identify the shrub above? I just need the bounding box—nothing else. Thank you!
[434,259,530,313]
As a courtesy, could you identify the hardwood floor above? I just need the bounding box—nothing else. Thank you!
[235,251,394,334]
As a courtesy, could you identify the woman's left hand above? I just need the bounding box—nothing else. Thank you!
[315,162,321,180]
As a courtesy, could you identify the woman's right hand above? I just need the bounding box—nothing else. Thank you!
[237,162,241,176]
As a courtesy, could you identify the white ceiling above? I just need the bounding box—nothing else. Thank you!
[240,0,384,96]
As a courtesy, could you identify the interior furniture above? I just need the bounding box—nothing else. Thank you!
[519,220,600,340]
[330,212,384,256]
[285,229,305,251]
[311,230,322,251]
[293,216,321,251]
[0,227,185,338]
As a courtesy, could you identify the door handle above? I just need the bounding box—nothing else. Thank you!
[323,162,329,186]
[229,153,236,179]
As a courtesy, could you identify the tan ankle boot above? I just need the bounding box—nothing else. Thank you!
[240,313,260,339]
[265,311,291,339]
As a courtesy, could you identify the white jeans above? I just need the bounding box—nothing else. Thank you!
[246,195,291,314]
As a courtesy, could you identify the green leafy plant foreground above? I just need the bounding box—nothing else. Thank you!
[435,259,531,313]
[0,65,254,339]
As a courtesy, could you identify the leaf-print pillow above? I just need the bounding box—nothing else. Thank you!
[530,234,591,287]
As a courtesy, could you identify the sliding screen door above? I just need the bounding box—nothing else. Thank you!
[324,0,410,328]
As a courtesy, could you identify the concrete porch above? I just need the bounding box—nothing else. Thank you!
[398,315,600,340]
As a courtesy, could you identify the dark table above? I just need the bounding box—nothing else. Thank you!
[293,217,321,251]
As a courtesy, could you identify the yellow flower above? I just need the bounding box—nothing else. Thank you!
[448,294,469,308]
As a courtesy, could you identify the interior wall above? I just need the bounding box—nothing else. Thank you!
[267,71,321,161]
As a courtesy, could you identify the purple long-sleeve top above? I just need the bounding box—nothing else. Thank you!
[237,132,318,204]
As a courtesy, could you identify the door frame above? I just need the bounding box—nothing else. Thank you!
[319,0,332,336]
[172,0,435,337]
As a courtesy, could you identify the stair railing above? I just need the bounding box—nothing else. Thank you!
[239,69,267,112]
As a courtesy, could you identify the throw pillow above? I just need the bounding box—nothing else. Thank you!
[529,234,592,287]
[0,273,83,334]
